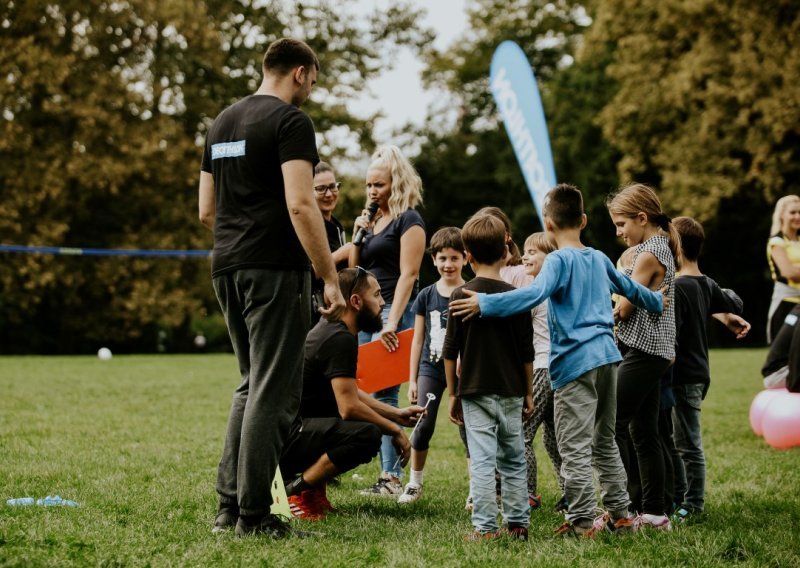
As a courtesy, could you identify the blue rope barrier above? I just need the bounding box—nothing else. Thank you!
[0,244,211,258]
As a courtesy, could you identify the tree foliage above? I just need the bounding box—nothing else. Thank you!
[585,0,800,220]
[0,0,430,353]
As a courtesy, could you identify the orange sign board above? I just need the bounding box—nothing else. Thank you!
[356,329,414,394]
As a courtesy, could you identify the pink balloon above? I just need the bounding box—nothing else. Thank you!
[762,392,800,449]
[749,389,788,437]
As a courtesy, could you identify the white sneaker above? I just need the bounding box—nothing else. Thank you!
[359,475,402,497]
[398,483,423,504]
[633,513,672,531]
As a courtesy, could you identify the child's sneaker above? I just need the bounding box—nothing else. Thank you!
[555,519,596,538]
[501,524,529,541]
[633,513,672,531]
[528,494,542,510]
[464,529,499,541]
[591,511,613,534]
[671,507,695,525]
[359,474,402,497]
[553,495,569,514]
[591,510,635,534]
[398,483,422,504]
[465,494,474,512]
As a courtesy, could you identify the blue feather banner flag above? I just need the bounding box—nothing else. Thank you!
[490,40,557,225]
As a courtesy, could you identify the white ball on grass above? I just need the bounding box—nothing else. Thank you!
[97,347,112,360]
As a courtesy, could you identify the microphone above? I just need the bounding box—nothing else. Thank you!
[353,201,379,246]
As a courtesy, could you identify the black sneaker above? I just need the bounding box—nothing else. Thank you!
[212,503,239,534]
[553,495,569,514]
[504,523,529,541]
[235,514,293,539]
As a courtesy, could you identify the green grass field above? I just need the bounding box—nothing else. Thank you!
[1,349,798,567]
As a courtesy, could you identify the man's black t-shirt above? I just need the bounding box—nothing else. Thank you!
[442,277,535,397]
[673,275,742,386]
[201,95,319,276]
[301,319,358,418]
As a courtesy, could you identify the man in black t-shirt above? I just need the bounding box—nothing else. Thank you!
[280,267,425,519]
[199,38,345,538]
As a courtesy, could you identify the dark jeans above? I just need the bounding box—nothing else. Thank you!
[672,383,707,511]
[615,347,672,516]
[213,268,311,517]
[281,417,382,476]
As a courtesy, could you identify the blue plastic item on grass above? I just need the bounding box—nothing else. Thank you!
[7,497,35,506]
[36,495,79,507]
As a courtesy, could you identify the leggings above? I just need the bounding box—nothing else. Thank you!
[410,375,447,451]
[615,346,672,515]
[524,368,565,496]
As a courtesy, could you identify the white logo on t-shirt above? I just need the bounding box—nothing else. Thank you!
[429,309,446,363]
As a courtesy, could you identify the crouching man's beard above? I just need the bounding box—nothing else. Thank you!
[356,308,384,334]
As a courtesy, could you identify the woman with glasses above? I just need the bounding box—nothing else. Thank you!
[350,145,426,497]
[311,162,353,320]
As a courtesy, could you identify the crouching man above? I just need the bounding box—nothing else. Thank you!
[281,267,425,519]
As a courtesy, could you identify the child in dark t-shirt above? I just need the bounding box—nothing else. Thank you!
[671,217,750,522]
[443,214,534,541]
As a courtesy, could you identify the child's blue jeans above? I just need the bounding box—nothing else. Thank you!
[463,394,529,533]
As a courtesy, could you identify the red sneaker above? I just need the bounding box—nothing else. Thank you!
[314,484,335,512]
[288,489,327,521]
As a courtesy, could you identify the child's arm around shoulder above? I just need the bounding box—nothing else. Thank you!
[613,251,664,320]
[449,255,562,321]
[604,254,668,314]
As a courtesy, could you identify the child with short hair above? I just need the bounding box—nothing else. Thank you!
[443,214,535,541]
[670,216,750,522]
[520,232,566,512]
[449,184,666,537]
[399,227,467,504]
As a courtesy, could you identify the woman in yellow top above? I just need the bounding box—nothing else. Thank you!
[767,195,800,342]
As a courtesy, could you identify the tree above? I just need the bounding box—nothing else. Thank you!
[0,0,431,353]
[585,0,800,218]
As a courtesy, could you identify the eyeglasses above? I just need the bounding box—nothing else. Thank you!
[314,182,341,194]
[347,265,370,298]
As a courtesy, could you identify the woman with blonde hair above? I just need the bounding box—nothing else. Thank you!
[350,145,426,496]
[767,195,800,343]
